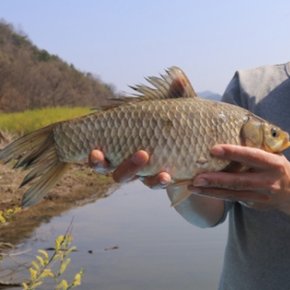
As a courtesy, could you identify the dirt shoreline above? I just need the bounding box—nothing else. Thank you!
[0,136,117,245]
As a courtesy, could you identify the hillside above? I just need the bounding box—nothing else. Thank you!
[198,90,221,101]
[0,20,115,112]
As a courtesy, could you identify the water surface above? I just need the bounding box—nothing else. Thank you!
[2,182,228,290]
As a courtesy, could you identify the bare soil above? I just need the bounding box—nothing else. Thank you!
[0,135,118,245]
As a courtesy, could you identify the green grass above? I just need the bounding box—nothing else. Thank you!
[0,107,91,134]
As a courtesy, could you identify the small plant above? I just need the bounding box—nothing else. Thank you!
[0,206,22,224]
[22,233,83,290]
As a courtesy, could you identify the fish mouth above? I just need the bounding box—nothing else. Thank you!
[280,140,290,152]
[272,136,290,153]
[280,132,290,152]
[263,133,290,153]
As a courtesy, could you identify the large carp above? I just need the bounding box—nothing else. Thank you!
[1,67,289,207]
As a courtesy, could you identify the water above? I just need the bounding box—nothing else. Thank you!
[2,181,228,290]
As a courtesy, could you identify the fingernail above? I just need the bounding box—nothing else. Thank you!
[131,153,147,166]
[211,146,225,156]
[193,178,208,187]
[160,180,167,185]
[90,150,104,164]
[159,182,168,189]
[160,176,171,186]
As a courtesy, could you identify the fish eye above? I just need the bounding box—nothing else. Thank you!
[271,128,279,138]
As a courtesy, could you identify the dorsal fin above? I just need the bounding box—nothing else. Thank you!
[97,66,197,110]
[130,66,197,100]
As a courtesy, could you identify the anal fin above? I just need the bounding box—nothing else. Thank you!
[166,180,192,207]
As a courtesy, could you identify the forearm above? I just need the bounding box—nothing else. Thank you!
[167,192,225,228]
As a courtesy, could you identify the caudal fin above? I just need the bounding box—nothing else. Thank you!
[0,125,68,207]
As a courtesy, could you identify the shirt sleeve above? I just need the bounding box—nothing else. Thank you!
[221,71,247,107]
[213,201,234,226]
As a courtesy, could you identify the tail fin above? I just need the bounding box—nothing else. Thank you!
[0,125,68,207]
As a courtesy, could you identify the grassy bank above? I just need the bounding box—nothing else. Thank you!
[0,107,91,134]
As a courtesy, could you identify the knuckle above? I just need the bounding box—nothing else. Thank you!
[273,158,287,174]
[229,176,250,190]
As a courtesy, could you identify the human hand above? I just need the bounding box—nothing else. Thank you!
[89,149,171,189]
[190,144,290,214]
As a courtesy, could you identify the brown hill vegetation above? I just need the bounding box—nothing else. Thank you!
[0,20,115,112]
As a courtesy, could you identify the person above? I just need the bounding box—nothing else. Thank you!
[89,62,290,290]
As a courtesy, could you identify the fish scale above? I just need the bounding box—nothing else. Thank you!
[0,66,289,207]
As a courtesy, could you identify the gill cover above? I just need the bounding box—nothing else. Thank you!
[240,115,264,148]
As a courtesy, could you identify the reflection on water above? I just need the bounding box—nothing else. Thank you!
[1,181,228,290]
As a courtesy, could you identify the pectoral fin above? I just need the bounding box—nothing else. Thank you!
[166,180,192,207]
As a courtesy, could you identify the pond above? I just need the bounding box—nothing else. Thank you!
[1,181,228,290]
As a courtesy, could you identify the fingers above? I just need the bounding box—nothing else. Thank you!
[112,150,149,183]
[211,144,282,169]
[190,169,272,205]
[114,152,171,187]
[89,149,111,174]
[89,149,149,181]
[142,172,171,189]
[89,149,149,182]
[192,171,268,191]
[89,149,172,187]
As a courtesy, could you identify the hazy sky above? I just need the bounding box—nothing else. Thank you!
[1,0,290,94]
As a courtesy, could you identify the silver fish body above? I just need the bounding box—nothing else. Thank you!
[54,98,248,180]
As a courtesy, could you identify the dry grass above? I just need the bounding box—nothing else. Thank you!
[0,107,91,135]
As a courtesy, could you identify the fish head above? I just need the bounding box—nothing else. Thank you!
[241,115,290,153]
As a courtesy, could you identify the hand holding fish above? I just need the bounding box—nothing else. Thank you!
[191,144,290,214]
[89,149,171,188]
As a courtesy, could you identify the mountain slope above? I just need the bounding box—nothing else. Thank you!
[198,90,221,101]
[0,20,115,112]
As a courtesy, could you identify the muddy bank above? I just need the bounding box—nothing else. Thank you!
[0,135,118,245]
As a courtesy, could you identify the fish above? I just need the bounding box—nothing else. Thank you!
[0,66,290,207]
